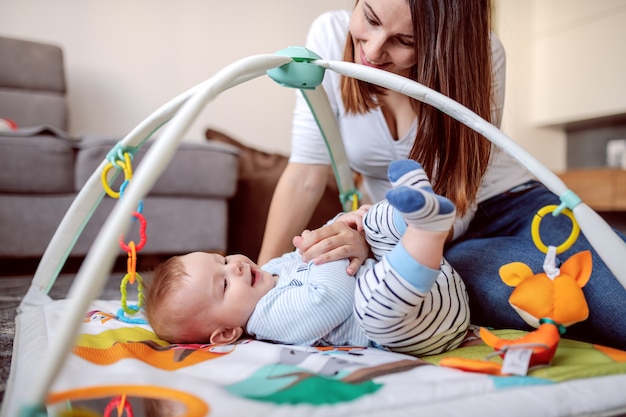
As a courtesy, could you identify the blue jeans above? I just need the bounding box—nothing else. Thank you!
[444,180,626,350]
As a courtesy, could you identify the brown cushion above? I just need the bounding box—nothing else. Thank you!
[206,128,343,261]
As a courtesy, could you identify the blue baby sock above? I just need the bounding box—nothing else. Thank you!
[387,159,431,190]
[386,186,456,232]
[386,159,456,231]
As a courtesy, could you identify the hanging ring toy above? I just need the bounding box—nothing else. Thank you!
[101,162,122,199]
[104,395,134,417]
[119,212,147,252]
[531,205,580,254]
[101,153,134,199]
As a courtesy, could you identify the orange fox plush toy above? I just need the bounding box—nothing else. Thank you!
[440,250,592,375]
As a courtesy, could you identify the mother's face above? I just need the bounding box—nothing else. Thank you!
[349,0,415,77]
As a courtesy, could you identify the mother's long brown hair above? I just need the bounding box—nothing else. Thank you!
[341,0,493,216]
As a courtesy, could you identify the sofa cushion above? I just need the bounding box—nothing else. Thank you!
[0,37,65,92]
[75,138,240,198]
[0,90,67,130]
[0,194,231,258]
[0,194,74,257]
[72,196,230,256]
[0,128,77,193]
[0,36,67,130]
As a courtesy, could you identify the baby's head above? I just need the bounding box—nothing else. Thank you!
[145,252,276,344]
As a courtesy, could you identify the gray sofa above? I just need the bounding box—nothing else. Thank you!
[0,35,239,260]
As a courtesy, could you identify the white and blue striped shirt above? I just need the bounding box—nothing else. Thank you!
[246,198,470,356]
[247,251,370,347]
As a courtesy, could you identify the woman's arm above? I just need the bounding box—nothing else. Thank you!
[257,162,329,265]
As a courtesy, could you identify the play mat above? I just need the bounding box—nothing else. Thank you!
[2,47,626,417]
[5,297,626,416]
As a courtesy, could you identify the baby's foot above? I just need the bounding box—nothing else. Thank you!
[387,159,431,190]
[386,186,456,232]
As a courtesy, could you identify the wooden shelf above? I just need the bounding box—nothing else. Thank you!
[557,168,626,211]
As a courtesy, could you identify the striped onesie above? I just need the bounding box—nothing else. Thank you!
[247,182,470,356]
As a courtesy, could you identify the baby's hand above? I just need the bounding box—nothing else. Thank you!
[334,204,371,231]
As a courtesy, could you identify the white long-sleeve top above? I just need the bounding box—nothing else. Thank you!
[288,10,534,238]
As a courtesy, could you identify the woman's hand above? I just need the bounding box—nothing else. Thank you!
[293,205,372,276]
[334,204,371,231]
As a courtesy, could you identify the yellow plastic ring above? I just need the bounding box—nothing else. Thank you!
[101,154,134,199]
[101,162,120,198]
[531,205,580,254]
[119,153,133,181]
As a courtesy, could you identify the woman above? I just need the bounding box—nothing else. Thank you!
[259,0,626,349]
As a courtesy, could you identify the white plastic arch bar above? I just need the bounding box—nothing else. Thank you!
[24,54,292,412]
[29,59,288,295]
[301,86,356,212]
[312,59,626,288]
[22,53,626,415]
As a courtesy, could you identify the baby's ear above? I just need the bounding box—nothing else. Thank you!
[210,327,243,345]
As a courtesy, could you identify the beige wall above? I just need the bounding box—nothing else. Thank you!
[0,0,353,154]
[495,0,626,172]
[494,0,565,171]
[530,0,626,125]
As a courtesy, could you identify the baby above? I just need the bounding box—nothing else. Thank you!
[144,160,469,357]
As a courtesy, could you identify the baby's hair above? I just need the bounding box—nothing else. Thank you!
[144,256,189,342]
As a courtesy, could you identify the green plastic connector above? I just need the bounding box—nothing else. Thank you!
[19,404,47,417]
[554,189,583,216]
[267,46,325,90]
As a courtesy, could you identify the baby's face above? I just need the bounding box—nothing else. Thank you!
[177,252,277,335]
